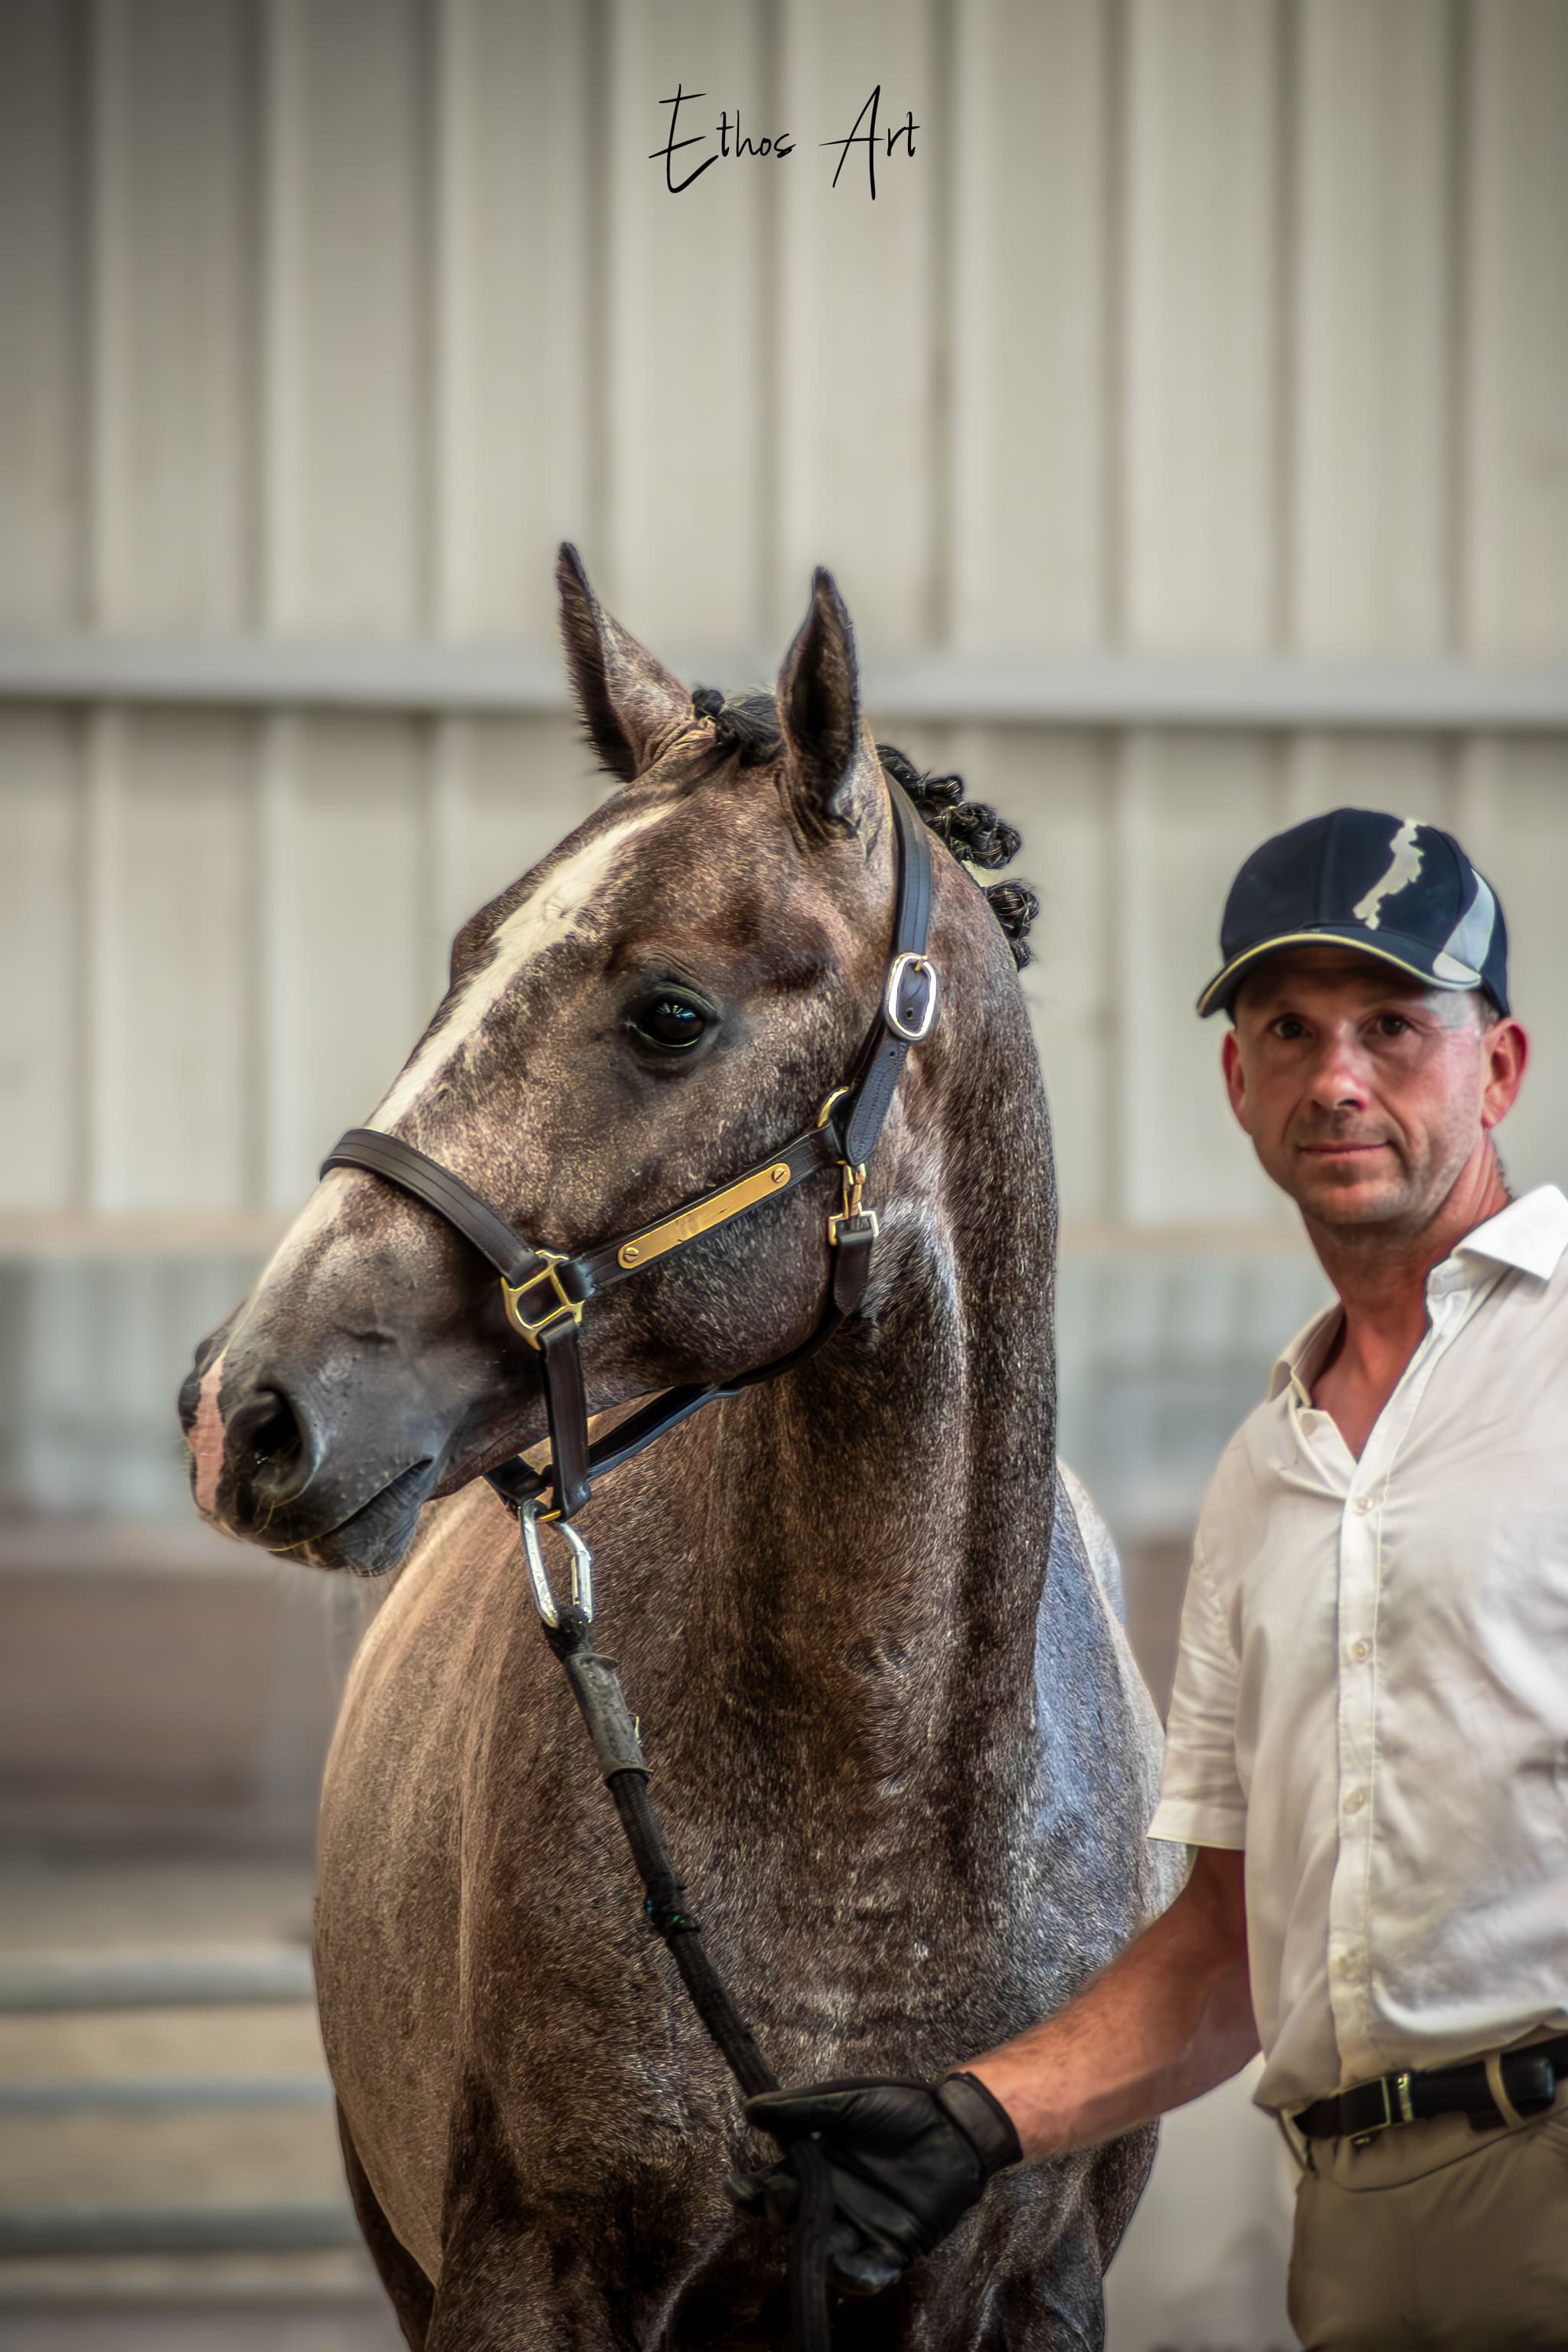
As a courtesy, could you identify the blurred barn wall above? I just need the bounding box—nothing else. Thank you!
[0,7,1563,2342]
[1,0,1565,1677]
[4,0,1566,1700]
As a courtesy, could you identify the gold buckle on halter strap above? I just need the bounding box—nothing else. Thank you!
[499,1252,585,1350]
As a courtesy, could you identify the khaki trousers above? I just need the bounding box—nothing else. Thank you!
[1285,2076,1568,2350]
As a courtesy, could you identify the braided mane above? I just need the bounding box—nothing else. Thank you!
[691,686,1039,969]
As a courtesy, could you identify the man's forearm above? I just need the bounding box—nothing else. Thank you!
[964,1847,1258,2163]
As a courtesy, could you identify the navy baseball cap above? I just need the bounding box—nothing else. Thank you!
[1197,808,1509,1019]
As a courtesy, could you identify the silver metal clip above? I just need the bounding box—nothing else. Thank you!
[520,1499,595,1626]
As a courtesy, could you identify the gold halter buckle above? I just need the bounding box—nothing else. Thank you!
[500,1252,585,1349]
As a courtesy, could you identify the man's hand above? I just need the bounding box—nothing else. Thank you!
[727,2073,1021,2295]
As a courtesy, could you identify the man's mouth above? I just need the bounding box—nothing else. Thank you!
[1297,1140,1389,1161]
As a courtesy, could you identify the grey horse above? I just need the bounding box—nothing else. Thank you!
[181,552,1177,2348]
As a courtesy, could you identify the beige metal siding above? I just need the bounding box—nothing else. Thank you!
[1,0,1564,1234]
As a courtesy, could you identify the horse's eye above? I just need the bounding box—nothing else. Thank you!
[629,991,712,1053]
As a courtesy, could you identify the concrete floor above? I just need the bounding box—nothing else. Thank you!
[0,1497,1298,2352]
[0,1851,1298,2351]
[0,1854,400,2350]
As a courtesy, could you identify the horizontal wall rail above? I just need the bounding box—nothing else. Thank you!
[2,635,1566,731]
[0,2205,360,2258]
[0,2077,334,2112]
[0,1947,315,2011]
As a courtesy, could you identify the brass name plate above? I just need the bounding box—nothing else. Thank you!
[619,1161,793,1269]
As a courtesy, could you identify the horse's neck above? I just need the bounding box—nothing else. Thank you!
[691,1037,1057,1816]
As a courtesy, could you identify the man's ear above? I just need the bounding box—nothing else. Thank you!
[1481,1017,1528,1131]
[776,568,884,842]
[556,543,695,782]
[1221,1027,1251,1131]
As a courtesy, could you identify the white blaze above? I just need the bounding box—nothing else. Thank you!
[223,801,667,1340]
[370,801,667,1131]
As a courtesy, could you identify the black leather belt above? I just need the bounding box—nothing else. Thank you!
[1295,2033,1568,2141]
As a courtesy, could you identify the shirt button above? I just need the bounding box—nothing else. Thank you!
[1344,1788,1366,1814]
[1351,1494,1373,1514]
[1349,1640,1370,1663]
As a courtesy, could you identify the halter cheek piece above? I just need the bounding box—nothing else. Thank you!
[320,778,938,1522]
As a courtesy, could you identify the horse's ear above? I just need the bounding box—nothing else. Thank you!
[556,544,694,782]
[776,569,883,840]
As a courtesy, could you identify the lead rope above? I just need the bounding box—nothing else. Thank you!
[520,1505,835,2349]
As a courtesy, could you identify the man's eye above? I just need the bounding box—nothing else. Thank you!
[1272,1018,1306,1040]
[629,992,712,1052]
[1376,1014,1410,1036]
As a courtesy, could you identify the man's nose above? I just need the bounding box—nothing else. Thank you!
[1304,1028,1370,1109]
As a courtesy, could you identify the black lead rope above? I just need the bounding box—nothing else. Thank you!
[537,1586,835,2349]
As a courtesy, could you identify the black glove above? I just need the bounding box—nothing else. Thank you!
[727,2073,1022,2295]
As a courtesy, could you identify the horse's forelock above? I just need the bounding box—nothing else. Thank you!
[685,689,1039,968]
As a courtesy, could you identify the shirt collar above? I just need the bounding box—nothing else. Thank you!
[1269,1302,1342,1405]
[1451,1184,1568,1282]
[1265,1185,1568,1404]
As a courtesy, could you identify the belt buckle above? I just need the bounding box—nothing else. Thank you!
[1352,2070,1415,2145]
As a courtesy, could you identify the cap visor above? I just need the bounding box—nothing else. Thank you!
[1196,926,1481,1018]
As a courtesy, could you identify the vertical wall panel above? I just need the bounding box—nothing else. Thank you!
[254,714,300,1206]
[951,0,1109,652]
[261,719,430,1201]
[1465,0,1568,653]
[776,0,937,645]
[86,714,255,1212]
[1455,737,1568,1194]
[1123,0,1280,650]
[1292,0,1452,653]
[1281,732,1453,830]
[264,0,430,632]
[967,727,1117,1223]
[0,1,84,626]
[0,714,81,1210]
[91,0,255,629]
[1116,736,1290,1226]
[433,0,594,640]
[606,0,766,642]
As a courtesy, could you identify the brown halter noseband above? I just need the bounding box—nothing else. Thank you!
[320,773,939,1522]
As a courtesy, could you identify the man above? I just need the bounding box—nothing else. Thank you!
[733,810,1568,2348]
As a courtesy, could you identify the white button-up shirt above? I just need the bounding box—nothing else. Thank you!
[1149,1185,1568,2112]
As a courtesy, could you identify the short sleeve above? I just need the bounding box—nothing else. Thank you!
[1148,1533,1247,1850]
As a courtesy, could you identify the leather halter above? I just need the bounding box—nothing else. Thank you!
[321,775,938,1521]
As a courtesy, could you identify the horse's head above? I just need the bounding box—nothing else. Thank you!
[180,550,1031,1573]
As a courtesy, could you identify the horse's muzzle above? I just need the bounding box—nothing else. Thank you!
[181,1336,452,1575]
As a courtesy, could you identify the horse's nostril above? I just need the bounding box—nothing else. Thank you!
[230,1384,318,1505]
[250,1400,297,1465]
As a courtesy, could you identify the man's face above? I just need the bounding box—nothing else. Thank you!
[1221,948,1527,1234]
